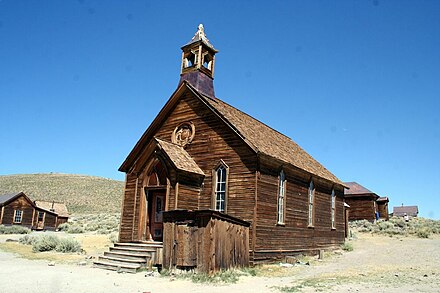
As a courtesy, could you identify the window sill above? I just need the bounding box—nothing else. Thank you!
[276,222,285,227]
[331,228,336,231]
[307,225,314,229]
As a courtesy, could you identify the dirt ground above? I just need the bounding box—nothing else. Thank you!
[1,233,439,293]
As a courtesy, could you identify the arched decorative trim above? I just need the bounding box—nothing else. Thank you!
[212,160,229,213]
[277,170,286,225]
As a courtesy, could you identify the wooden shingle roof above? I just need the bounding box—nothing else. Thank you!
[34,201,69,217]
[344,182,375,195]
[201,94,344,186]
[120,82,345,187]
[155,138,205,176]
[0,192,22,205]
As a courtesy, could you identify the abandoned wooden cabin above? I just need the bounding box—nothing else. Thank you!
[0,192,69,230]
[0,192,36,229]
[113,24,347,272]
[344,182,387,221]
[34,201,69,230]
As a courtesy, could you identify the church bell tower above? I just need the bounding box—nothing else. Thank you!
[179,24,218,97]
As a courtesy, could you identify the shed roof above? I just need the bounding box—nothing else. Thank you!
[34,201,69,217]
[393,206,418,217]
[344,182,379,199]
[155,138,205,176]
[377,197,389,202]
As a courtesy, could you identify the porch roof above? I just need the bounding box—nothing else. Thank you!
[155,138,205,176]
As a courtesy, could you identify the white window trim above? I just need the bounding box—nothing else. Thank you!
[14,209,23,224]
[331,189,336,229]
[212,160,229,213]
[308,180,315,227]
[277,170,286,225]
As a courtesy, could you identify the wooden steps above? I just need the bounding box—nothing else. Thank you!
[93,241,163,273]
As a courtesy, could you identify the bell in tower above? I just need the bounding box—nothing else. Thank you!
[179,24,218,98]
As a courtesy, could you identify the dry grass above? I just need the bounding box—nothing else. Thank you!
[0,173,123,214]
[0,233,112,264]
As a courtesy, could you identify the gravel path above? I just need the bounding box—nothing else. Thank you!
[1,233,439,292]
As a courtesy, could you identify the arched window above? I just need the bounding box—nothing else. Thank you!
[277,170,286,224]
[145,160,167,187]
[331,189,336,229]
[213,161,228,213]
[308,180,315,227]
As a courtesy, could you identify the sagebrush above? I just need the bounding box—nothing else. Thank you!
[0,225,31,234]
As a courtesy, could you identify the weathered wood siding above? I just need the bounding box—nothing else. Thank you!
[377,202,389,220]
[119,173,138,242]
[163,210,249,273]
[176,184,199,210]
[56,216,68,228]
[43,213,57,230]
[345,197,376,221]
[1,195,35,228]
[153,91,257,234]
[255,165,345,262]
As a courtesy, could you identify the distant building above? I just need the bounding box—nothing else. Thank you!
[0,192,69,230]
[344,182,389,221]
[393,205,418,218]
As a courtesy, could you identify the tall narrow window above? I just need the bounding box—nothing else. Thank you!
[308,180,315,227]
[277,170,286,224]
[213,162,228,213]
[14,210,23,223]
[331,189,336,229]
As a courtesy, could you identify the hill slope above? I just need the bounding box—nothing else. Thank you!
[0,173,124,214]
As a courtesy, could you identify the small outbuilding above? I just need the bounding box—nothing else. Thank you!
[376,197,389,220]
[34,201,69,230]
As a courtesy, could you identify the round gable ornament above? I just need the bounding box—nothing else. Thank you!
[172,122,195,147]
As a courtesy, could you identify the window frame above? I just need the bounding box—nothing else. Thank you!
[14,209,23,224]
[331,188,336,230]
[212,160,229,213]
[308,180,315,227]
[277,170,287,225]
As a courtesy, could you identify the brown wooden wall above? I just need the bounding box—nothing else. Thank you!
[154,92,257,223]
[163,210,249,273]
[44,213,57,230]
[377,202,389,220]
[176,184,199,210]
[1,196,35,228]
[255,165,345,262]
[119,173,138,242]
[345,197,376,221]
[56,216,68,228]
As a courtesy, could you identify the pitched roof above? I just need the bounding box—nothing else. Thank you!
[199,91,344,186]
[0,192,22,205]
[34,201,69,217]
[393,206,418,217]
[155,138,205,176]
[182,24,217,52]
[344,182,377,196]
[120,82,345,187]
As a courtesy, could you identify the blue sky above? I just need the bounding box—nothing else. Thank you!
[0,1,439,219]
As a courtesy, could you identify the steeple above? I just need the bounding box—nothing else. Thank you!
[179,24,218,97]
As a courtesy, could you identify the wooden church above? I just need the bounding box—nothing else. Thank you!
[117,25,347,268]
